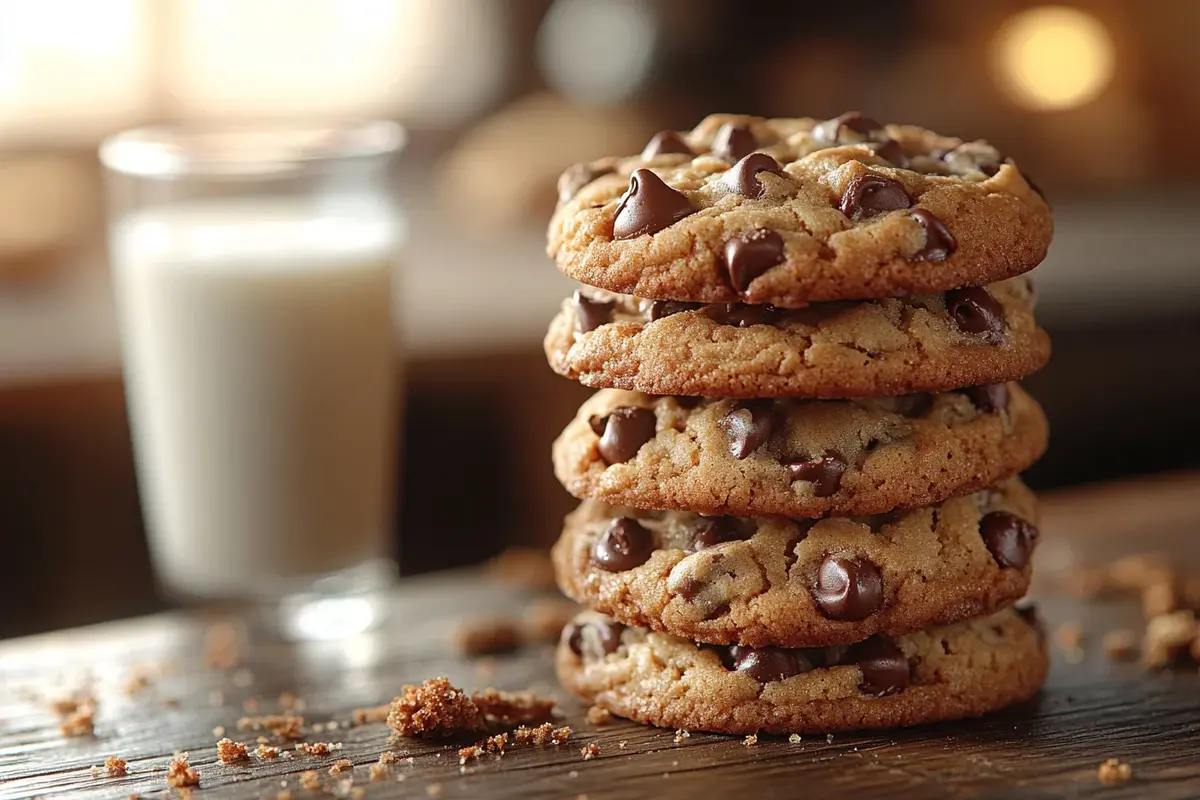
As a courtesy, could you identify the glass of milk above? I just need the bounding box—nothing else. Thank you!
[100,123,405,641]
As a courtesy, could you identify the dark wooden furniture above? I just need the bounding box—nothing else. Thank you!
[2,473,1199,799]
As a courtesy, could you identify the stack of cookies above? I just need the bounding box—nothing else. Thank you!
[543,113,1053,734]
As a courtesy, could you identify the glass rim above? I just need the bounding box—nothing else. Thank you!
[99,120,406,179]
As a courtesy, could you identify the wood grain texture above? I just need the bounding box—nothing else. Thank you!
[2,475,1200,799]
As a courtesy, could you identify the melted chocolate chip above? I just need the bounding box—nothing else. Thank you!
[690,517,755,551]
[811,112,884,145]
[838,172,912,220]
[573,290,614,334]
[980,511,1038,570]
[893,393,934,418]
[733,646,812,683]
[704,302,778,328]
[847,636,910,696]
[963,383,1009,414]
[711,123,757,162]
[592,517,655,572]
[594,406,657,464]
[910,209,957,262]
[559,163,615,203]
[719,402,775,459]
[813,556,884,621]
[945,287,1006,344]
[613,168,696,240]
[563,619,624,658]
[648,300,702,321]
[868,138,907,168]
[724,229,785,293]
[786,455,847,497]
[642,131,694,159]
[725,152,784,198]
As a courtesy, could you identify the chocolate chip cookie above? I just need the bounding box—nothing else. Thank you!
[545,277,1049,398]
[551,478,1039,648]
[556,606,1046,734]
[548,113,1050,307]
[554,383,1045,519]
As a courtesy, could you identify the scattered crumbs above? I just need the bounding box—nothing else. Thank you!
[586,705,612,727]
[826,733,835,744]
[472,688,557,727]
[232,668,255,688]
[453,617,523,656]
[299,771,321,791]
[328,721,341,731]
[369,763,389,782]
[166,753,200,788]
[295,742,341,757]
[568,770,580,779]
[203,622,241,670]
[216,738,249,763]
[426,783,444,797]
[212,726,226,739]
[256,743,281,759]
[312,723,326,734]
[743,734,758,747]
[1055,621,1085,663]
[521,598,579,643]
[351,704,390,725]
[243,697,261,714]
[457,745,482,765]
[580,743,600,761]
[49,696,83,716]
[618,740,627,749]
[484,546,557,590]
[788,733,802,744]
[1143,610,1197,668]
[513,723,571,746]
[328,758,353,776]
[1102,629,1139,661]
[459,732,509,764]
[673,729,690,744]
[236,714,305,740]
[60,700,97,738]
[1097,758,1133,784]
[350,788,365,800]
[387,677,485,738]
[123,669,152,696]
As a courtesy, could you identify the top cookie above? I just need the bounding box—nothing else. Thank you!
[548,113,1051,306]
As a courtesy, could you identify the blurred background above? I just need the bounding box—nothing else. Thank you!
[1,0,1197,638]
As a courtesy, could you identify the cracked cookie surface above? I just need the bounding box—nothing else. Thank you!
[549,113,1051,306]
[551,478,1039,648]
[554,383,1045,518]
[556,606,1047,734]
[545,277,1049,398]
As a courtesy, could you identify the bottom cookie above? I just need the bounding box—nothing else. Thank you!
[557,607,1046,735]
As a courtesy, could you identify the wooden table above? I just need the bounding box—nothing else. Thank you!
[3,474,1199,799]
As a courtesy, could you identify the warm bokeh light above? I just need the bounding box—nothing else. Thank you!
[993,6,1115,111]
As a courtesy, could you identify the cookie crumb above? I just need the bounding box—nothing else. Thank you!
[1097,758,1132,784]
[299,771,321,791]
[586,706,612,726]
[484,547,556,589]
[369,763,388,782]
[275,790,292,800]
[1055,621,1085,663]
[256,743,281,759]
[212,726,226,738]
[826,733,835,743]
[1102,629,1139,661]
[513,722,572,746]
[102,756,128,777]
[236,714,304,740]
[788,733,802,744]
[618,740,627,749]
[295,742,341,756]
[123,669,152,696]
[351,704,390,725]
[454,617,523,656]
[203,622,241,670]
[216,738,249,763]
[60,699,97,738]
[1142,610,1197,668]
[673,729,690,744]
[328,758,353,776]
[426,783,444,797]
[166,753,200,788]
[387,677,485,738]
[743,734,758,746]
[580,743,600,760]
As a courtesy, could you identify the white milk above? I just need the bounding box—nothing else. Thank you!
[110,198,398,598]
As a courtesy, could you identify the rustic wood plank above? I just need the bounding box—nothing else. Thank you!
[3,476,1200,799]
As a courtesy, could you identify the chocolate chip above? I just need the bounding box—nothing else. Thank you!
[587,414,608,436]
[724,152,784,198]
[963,383,1009,414]
[786,455,846,497]
[719,402,775,459]
[892,393,933,417]
[690,517,756,551]
[868,138,907,168]
[592,517,655,572]
[641,131,693,159]
[979,511,1038,570]
[847,636,910,696]
[594,406,657,464]
[811,112,884,145]
[711,123,757,162]
[559,163,614,203]
[732,646,812,683]
[945,287,1005,344]
[563,620,624,658]
[573,290,614,334]
[648,300,701,321]
[838,172,912,220]
[941,142,1006,176]
[813,556,883,621]
[724,229,785,293]
[613,168,696,240]
[704,302,778,328]
[910,209,957,261]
